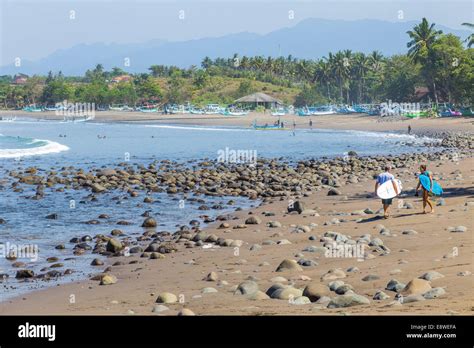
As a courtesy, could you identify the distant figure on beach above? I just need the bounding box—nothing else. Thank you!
[408,125,412,134]
[293,120,296,128]
[415,164,434,214]
[375,165,396,219]
[309,119,313,129]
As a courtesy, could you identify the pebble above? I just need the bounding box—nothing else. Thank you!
[422,287,446,299]
[234,280,259,296]
[448,226,467,233]
[156,292,178,304]
[327,294,370,308]
[373,290,390,300]
[302,282,330,302]
[99,274,117,285]
[362,274,380,282]
[152,305,170,313]
[275,259,303,272]
[202,287,218,294]
[177,308,196,316]
[321,268,346,281]
[419,271,444,281]
[401,278,432,295]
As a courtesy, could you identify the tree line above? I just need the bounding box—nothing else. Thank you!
[0,18,472,109]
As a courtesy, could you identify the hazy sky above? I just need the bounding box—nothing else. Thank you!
[0,0,472,65]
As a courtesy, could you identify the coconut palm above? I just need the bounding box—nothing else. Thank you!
[313,59,332,101]
[407,18,442,103]
[462,22,473,47]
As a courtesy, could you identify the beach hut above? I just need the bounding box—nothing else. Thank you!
[234,92,283,110]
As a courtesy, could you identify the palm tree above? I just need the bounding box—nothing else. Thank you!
[407,18,442,104]
[462,22,473,47]
[328,52,350,103]
[352,53,368,103]
[314,59,332,101]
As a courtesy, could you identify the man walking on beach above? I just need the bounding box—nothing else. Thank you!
[375,165,397,219]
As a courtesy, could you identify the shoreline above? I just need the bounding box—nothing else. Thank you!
[0,116,473,315]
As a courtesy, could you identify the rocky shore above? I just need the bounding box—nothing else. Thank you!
[0,131,473,315]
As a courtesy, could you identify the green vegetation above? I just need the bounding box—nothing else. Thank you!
[0,18,472,109]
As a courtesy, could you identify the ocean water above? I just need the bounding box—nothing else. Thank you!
[0,118,439,300]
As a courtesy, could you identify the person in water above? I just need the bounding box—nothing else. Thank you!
[415,164,434,214]
[375,165,398,219]
[408,125,412,134]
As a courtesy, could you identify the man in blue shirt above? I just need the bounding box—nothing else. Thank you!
[375,165,396,219]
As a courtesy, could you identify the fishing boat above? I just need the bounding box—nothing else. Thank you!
[222,109,249,116]
[109,105,133,111]
[252,121,287,130]
[271,108,286,116]
[204,104,224,114]
[460,107,474,116]
[23,105,43,112]
[139,107,158,113]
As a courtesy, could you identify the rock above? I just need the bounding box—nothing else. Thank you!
[249,291,270,300]
[15,269,34,278]
[204,272,219,281]
[288,201,305,214]
[329,280,345,291]
[91,183,106,193]
[218,222,230,229]
[457,271,471,276]
[250,244,262,251]
[402,230,418,235]
[327,188,341,196]
[419,271,444,281]
[386,279,406,292]
[152,304,170,313]
[362,274,380,282]
[277,239,292,245]
[100,274,117,285]
[275,259,303,272]
[364,208,374,214]
[245,216,261,225]
[401,278,432,295]
[142,217,157,228]
[335,284,353,295]
[91,258,104,266]
[292,296,311,305]
[106,238,123,253]
[302,282,330,302]
[448,226,467,233]
[234,280,259,296]
[156,292,178,304]
[271,287,303,300]
[320,268,346,281]
[268,221,282,228]
[45,213,58,220]
[328,294,370,308]
[149,252,165,259]
[422,287,446,299]
[202,287,218,294]
[373,291,390,300]
[398,294,425,303]
[111,229,124,236]
[177,308,196,316]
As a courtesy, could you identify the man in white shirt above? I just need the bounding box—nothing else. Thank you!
[375,165,396,219]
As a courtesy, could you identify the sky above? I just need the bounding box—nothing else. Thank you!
[0,0,472,65]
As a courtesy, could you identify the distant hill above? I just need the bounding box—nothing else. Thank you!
[1,18,469,76]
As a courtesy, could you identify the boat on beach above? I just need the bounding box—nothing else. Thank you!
[23,105,43,112]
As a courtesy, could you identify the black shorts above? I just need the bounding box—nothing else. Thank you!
[382,198,393,205]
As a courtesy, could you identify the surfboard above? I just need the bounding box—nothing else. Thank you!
[419,174,443,195]
[377,179,403,199]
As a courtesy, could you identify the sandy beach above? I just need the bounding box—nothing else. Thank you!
[2,110,474,133]
[0,113,472,316]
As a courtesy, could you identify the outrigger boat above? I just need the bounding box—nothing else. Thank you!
[252,120,287,130]
[23,105,43,112]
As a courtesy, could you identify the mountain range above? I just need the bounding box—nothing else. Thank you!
[1,18,469,76]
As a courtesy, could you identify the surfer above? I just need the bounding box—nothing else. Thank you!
[375,165,397,219]
[415,164,434,214]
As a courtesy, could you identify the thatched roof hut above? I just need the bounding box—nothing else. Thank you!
[234,92,283,109]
